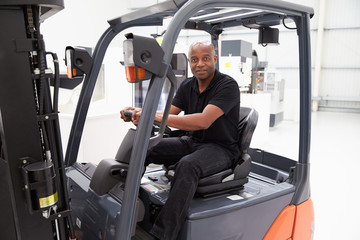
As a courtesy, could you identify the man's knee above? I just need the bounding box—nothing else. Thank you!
[175,156,201,178]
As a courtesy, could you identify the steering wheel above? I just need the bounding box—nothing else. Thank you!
[124,110,172,136]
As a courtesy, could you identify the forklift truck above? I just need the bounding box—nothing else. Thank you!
[64,0,314,239]
[0,0,314,239]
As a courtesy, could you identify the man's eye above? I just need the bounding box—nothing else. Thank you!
[191,59,198,63]
[204,57,210,61]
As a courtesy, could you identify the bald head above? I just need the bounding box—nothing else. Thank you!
[188,40,218,83]
[188,41,216,57]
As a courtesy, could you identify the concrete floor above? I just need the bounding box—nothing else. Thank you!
[310,111,360,240]
[270,111,360,239]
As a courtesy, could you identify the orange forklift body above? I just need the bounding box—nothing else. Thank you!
[264,198,314,240]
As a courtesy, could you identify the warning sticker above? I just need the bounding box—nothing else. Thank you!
[227,195,244,201]
[39,192,58,208]
[142,184,160,193]
[76,217,82,229]
[240,192,254,198]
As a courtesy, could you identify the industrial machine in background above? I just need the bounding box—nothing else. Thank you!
[0,0,314,240]
[256,65,286,127]
[219,40,284,127]
[219,40,253,92]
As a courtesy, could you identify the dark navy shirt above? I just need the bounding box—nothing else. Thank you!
[172,70,240,157]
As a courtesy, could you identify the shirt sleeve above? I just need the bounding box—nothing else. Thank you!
[209,78,240,115]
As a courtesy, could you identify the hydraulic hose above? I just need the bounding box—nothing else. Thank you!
[46,52,60,113]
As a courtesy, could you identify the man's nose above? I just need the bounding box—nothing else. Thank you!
[197,59,205,66]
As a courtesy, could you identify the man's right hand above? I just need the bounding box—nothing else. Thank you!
[120,107,142,125]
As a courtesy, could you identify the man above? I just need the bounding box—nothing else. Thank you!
[120,41,240,240]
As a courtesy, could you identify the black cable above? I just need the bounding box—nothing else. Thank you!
[46,52,60,113]
[0,138,3,159]
[282,17,297,30]
[242,21,254,30]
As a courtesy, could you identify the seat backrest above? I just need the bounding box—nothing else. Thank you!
[238,107,259,153]
[196,107,258,195]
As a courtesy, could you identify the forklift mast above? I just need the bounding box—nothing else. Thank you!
[0,1,74,239]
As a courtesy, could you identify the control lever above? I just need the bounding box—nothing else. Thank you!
[124,110,134,121]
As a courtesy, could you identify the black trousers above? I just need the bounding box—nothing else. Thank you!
[146,136,234,240]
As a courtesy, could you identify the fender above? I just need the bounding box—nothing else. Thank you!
[264,198,314,240]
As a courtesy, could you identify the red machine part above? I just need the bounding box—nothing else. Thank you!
[263,198,314,240]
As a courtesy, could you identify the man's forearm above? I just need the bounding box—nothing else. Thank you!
[156,112,212,131]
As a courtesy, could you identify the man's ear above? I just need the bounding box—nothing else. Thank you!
[214,55,218,64]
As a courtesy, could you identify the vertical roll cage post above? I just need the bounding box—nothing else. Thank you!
[291,12,312,205]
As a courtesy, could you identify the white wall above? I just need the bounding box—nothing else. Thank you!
[313,0,360,111]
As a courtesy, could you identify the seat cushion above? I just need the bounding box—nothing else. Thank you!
[198,169,233,186]
[196,178,248,197]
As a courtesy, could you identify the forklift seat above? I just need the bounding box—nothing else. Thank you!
[165,106,258,197]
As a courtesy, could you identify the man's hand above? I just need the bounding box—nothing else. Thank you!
[120,107,142,125]
[120,105,182,126]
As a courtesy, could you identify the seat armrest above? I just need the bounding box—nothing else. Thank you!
[90,159,128,195]
[234,153,251,180]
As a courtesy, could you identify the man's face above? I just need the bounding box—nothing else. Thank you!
[188,43,218,83]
